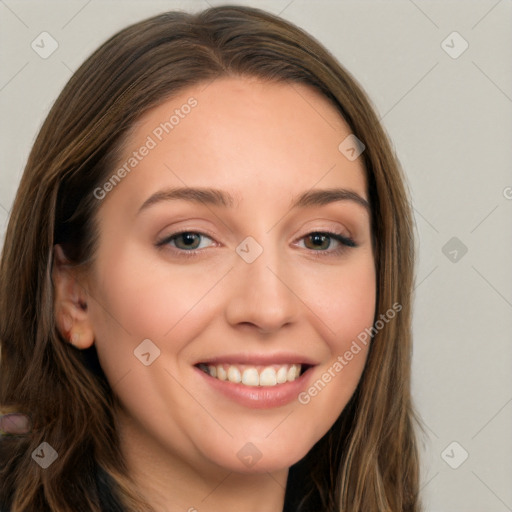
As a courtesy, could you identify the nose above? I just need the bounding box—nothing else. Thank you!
[224,239,300,335]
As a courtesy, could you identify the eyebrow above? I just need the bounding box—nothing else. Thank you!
[137,186,370,214]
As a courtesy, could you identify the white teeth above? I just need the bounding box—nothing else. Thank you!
[287,365,299,381]
[217,365,227,381]
[259,367,277,386]
[241,368,259,386]
[227,366,241,383]
[201,363,303,386]
[276,366,287,384]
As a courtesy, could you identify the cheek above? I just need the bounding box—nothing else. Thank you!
[295,255,376,434]
[90,241,190,327]
[86,242,232,379]
[303,253,376,343]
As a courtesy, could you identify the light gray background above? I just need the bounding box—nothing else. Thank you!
[1,1,511,510]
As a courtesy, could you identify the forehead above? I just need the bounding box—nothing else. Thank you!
[104,76,368,212]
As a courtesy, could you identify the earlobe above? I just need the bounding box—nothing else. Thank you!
[52,244,95,350]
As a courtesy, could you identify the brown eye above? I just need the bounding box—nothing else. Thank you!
[301,231,356,252]
[304,233,331,251]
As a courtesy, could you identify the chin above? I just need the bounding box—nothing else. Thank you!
[203,436,314,475]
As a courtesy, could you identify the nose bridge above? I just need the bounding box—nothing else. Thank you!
[225,232,299,331]
[242,235,284,291]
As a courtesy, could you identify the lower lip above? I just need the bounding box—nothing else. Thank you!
[194,366,315,409]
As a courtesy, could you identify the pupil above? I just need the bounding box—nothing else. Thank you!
[311,233,327,249]
[182,233,198,246]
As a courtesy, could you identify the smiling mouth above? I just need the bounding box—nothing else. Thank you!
[195,362,311,387]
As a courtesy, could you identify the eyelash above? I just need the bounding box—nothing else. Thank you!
[156,230,357,260]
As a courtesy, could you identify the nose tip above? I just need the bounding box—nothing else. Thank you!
[224,248,299,334]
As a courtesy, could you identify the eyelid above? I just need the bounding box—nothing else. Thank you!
[294,222,354,242]
[292,230,356,256]
[155,229,217,249]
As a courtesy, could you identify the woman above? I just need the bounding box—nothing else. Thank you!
[0,5,421,511]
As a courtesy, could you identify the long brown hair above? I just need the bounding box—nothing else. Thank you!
[0,5,421,511]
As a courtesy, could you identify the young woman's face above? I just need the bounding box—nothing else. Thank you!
[85,77,376,475]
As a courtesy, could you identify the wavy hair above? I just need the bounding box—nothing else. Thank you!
[0,5,421,511]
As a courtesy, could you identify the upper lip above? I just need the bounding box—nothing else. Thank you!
[194,353,319,366]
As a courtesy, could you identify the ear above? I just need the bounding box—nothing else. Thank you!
[52,244,95,350]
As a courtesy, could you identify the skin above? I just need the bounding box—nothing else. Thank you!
[53,77,376,512]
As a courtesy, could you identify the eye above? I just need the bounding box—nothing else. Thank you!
[296,231,356,256]
[156,229,357,260]
[156,231,214,253]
